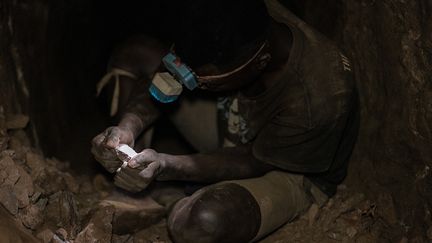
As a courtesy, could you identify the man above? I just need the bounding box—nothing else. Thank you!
[91,0,359,242]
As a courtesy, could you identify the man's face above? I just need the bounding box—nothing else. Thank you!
[193,56,268,92]
[194,64,255,91]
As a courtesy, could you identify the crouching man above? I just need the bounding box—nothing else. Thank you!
[91,0,359,242]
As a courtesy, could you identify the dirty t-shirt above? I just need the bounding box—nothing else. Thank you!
[218,0,360,197]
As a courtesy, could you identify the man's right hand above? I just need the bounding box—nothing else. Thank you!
[91,126,135,173]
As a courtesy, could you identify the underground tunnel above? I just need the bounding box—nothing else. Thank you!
[0,0,431,242]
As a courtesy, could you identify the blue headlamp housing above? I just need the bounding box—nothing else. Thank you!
[149,53,198,103]
[162,53,198,90]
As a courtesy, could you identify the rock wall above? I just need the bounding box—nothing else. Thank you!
[297,0,432,239]
[342,1,431,238]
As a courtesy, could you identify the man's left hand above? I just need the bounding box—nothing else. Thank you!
[114,149,166,192]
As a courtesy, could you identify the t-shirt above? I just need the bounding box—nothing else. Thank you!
[217,0,360,196]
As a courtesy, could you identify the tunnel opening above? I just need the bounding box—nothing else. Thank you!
[0,0,431,242]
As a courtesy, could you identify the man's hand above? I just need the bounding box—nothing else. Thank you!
[114,149,166,192]
[91,126,135,173]
[113,146,275,192]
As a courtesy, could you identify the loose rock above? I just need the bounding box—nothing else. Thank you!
[63,172,79,194]
[99,191,166,235]
[36,229,55,243]
[5,114,29,130]
[308,204,319,226]
[19,204,44,229]
[33,167,68,195]
[0,185,19,215]
[75,206,115,243]
[45,191,79,237]
[0,155,20,186]
[55,228,68,241]
[30,190,42,203]
[25,151,45,175]
[15,166,34,208]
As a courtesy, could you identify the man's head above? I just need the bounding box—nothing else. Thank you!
[173,0,271,91]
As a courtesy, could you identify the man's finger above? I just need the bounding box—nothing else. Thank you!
[117,167,141,184]
[129,149,158,168]
[138,161,161,180]
[93,133,116,158]
[92,134,109,157]
[92,134,106,147]
[119,166,151,188]
[104,127,121,148]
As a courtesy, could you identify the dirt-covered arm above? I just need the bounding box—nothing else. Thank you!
[114,145,276,192]
[157,145,276,183]
[124,145,276,185]
[109,35,170,137]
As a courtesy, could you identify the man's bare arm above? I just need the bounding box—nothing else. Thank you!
[157,146,275,183]
[110,35,170,136]
[92,36,169,172]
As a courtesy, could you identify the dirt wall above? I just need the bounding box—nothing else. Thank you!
[298,0,432,238]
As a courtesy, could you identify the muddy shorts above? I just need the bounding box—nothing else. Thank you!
[220,172,328,240]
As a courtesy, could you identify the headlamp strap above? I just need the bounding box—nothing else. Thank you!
[197,41,269,81]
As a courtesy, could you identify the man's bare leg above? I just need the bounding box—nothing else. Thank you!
[167,171,327,243]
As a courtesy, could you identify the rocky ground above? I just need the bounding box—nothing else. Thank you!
[0,112,424,243]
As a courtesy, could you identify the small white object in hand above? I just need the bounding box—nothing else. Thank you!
[115,144,138,173]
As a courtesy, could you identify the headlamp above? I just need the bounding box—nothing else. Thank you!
[149,53,198,103]
[149,41,269,103]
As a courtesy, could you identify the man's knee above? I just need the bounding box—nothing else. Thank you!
[167,183,261,243]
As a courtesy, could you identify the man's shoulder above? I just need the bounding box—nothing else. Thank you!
[287,23,355,126]
[264,0,356,126]
[273,42,356,130]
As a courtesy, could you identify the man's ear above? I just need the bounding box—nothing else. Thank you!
[256,53,272,71]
